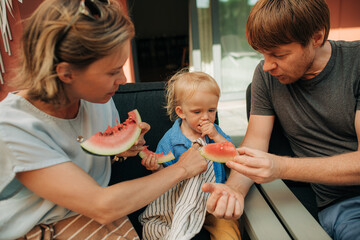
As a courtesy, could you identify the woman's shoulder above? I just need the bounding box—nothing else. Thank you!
[0,93,40,125]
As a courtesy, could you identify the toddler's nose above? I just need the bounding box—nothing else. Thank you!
[201,114,209,121]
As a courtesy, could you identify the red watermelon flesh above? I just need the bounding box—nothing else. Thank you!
[139,146,175,163]
[200,142,237,163]
[81,109,142,156]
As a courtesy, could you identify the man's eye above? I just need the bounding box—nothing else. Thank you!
[274,54,286,58]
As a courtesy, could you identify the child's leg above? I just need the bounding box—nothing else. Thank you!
[203,213,241,240]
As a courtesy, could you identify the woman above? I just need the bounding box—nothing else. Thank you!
[0,0,207,239]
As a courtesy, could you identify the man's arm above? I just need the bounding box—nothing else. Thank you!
[229,111,360,185]
[203,114,275,218]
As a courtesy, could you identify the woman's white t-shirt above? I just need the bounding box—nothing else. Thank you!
[0,93,119,239]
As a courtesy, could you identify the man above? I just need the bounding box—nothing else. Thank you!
[203,0,360,239]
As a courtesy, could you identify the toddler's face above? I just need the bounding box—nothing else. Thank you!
[176,90,219,138]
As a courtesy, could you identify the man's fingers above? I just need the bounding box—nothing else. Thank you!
[212,193,229,218]
[234,199,242,219]
[224,195,236,218]
[202,182,216,193]
[203,183,222,213]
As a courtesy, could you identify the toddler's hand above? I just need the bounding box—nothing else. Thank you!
[141,152,162,171]
[200,120,220,139]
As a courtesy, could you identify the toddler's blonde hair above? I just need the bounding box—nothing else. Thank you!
[165,69,220,121]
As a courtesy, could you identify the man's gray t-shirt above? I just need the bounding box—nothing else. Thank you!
[251,40,360,208]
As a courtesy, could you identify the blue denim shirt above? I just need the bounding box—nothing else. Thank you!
[156,118,232,183]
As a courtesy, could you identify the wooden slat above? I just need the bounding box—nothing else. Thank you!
[259,180,331,240]
[243,185,291,240]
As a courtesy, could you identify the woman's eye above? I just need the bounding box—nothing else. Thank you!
[109,71,120,76]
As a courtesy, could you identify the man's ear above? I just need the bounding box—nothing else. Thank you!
[312,29,326,48]
[56,62,73,83]
[175,106,185,119]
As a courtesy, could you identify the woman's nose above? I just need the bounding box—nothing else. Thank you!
[115,71,127,85]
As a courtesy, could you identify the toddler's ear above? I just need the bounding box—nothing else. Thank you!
[175,106,185,119]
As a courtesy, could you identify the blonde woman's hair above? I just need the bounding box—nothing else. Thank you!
[12,0,134,105]
[165,69,220,121]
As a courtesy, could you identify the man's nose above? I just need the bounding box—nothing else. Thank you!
[263,56,277,72]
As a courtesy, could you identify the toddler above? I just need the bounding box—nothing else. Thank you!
[140,70,241,240]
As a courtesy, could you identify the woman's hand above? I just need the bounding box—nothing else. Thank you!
[116,122,150,158]
[202,182,244,220]
[174,144,207,179]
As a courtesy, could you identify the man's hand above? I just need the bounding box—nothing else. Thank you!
[202,182,244,220]
[226,146,284,183]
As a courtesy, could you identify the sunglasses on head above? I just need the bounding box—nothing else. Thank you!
[55,0,110,55]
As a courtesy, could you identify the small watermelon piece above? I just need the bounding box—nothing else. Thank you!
[81,109,142,156]
[139,146,175,163]
[200,142,237,163]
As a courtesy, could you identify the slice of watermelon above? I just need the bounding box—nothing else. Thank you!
[139,146,175,163]
[200,142,237,163]
[81,109,142,156]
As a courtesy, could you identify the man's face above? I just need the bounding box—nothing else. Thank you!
[259,42,316,84]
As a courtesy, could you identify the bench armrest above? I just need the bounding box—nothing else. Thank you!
[243,184,291,239]
[258,180,331,240]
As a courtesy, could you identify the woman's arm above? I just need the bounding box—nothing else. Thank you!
[17,144,207,224]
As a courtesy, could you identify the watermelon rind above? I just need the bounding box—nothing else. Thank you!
[80,109,142,156]
[158,153,175,163]
[139,147,175,163]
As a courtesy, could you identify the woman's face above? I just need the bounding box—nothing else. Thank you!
[66,40,130,104]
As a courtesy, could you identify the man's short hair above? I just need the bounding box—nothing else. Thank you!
[246,0,330,51]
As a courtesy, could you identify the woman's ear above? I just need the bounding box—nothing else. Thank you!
[175,106,185,119]
[56,62,73,83]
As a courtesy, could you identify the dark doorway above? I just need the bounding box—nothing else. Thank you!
[127,0,189,82]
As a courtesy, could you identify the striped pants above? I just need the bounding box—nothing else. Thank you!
[18,214,139,240]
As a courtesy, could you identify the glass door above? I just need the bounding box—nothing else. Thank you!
[218,0,262,100]
[189,0,262,100]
